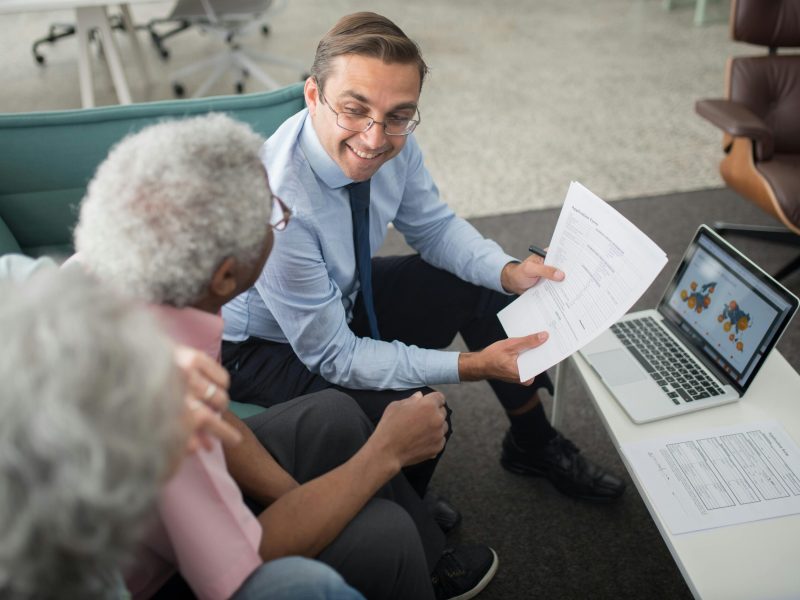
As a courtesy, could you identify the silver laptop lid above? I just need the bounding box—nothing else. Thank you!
[657,225,799,395]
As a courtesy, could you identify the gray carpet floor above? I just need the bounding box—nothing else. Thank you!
[378,187,800,599]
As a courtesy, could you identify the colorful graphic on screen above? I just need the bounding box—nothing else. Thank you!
[667,246,777,374]
[717,300,751,353]
[679,281,716,314]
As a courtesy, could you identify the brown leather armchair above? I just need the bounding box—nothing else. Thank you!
[695,0,800,280]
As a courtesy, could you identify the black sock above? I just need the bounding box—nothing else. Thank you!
[508,403,557,448]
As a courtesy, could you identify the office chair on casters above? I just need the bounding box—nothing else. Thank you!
[31,13,128,66]
[695,0,800,281]
[156,0,307,98]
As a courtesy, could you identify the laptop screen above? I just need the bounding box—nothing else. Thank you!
[658,226,798,394]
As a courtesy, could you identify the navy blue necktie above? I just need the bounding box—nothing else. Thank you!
[347,180,381,340]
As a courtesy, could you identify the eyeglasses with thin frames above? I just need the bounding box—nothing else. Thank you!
[269,195,292,231]
[318,88,421,136]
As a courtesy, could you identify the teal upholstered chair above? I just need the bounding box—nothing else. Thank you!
[0,82,304,258]
[0,213,22,256]
[0,83,305,418]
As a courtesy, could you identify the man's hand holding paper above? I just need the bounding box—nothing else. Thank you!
[498,182,668,382]
[457,254,565,385]
[501,252,566,296]
[458,331,550,385]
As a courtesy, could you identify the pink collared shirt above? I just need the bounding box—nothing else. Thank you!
[125,305,263,600]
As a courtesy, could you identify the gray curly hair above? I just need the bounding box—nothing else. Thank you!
[0,267,185,599]
[75,113,271,307]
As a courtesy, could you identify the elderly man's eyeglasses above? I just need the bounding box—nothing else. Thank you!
[318,89,421,136]
[269,195,291,231]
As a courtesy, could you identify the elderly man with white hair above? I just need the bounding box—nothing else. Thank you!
[73,114,477,600]
[0,266,362,600]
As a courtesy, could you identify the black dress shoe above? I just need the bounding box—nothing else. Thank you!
[425,491,463,534]
[500,430,626,503]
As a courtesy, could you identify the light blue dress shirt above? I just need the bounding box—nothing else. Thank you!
[223,110,517,390]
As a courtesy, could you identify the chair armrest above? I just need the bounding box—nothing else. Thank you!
[0,214,22,255]
[695,99,774,161]
[229,400,266,420]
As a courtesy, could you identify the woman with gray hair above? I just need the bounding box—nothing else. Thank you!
[0,267,186,600]
[0,264,363,600]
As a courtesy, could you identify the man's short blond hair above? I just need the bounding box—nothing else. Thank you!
[311,12,429,93]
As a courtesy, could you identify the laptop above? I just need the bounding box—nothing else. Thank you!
[580,225,799,424]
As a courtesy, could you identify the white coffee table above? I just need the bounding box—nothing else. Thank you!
[552,350,800,599]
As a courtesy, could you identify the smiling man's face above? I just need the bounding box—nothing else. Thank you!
[305,54,421,182]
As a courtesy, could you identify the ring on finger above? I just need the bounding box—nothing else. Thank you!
[203,382,217,401]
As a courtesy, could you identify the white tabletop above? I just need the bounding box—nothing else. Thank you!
[570,350,800,599]
[0,0,164,15]
[0,0,167,106]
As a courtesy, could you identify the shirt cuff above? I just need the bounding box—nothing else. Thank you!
[423,349,461,385]
[487,252,520,295]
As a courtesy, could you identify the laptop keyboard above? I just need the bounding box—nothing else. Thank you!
[610,317,726,405]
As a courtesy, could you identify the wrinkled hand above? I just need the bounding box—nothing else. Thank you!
[372,391,448,468]
[174,345,231,412]
[174,345,242,453]
[500,254,564,296]
[459,332,549,384]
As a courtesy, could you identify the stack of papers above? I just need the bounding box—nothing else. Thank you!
[498,181,667,381]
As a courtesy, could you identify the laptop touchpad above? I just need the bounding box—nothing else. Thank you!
[590,350,648,386]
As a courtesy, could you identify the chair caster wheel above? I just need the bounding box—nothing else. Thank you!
[173,82,185,97]
[261,24,270,36]
[159,48,170,60]
[34,54,46,66]
[235,81,245,94]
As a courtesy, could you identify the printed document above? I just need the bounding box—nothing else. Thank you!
[498,181,667,381]
[622,421,800,534]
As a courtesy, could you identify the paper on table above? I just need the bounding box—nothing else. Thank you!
[621,421,800,534]
[498,181,667,381]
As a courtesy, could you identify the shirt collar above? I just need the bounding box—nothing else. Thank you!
[149,304,225,362]
[299,112,353,190]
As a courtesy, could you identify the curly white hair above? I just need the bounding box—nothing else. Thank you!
[75,113,271,307]
[0,266,185,599]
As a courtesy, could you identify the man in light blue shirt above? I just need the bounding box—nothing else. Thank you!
[223,12,624,516]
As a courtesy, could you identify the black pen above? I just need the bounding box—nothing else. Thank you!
[528,244,547,259]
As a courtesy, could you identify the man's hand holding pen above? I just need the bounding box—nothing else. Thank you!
[500,244,565,296]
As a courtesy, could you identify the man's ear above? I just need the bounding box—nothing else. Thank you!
[209,257,238,300]
[304,76,319,116]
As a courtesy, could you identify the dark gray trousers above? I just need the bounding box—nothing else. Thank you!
[244,390,441,600]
